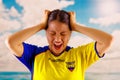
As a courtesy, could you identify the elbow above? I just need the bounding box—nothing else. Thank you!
[108,35,113,45]
[5,36,12,48]
[97,35,113,55]
[5,35,16,49]
[105,35,114,47]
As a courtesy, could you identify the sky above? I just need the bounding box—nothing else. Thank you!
[0,0,120,73]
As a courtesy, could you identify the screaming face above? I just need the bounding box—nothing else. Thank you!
[46,20,71,56]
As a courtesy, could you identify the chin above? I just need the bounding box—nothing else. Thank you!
[49,45,66,55]
[53,50,63,54]
[52,48,64,56]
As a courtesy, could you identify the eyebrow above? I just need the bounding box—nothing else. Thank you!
[49,30,67,33]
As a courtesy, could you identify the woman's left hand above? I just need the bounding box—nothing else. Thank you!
[69,12,77,31]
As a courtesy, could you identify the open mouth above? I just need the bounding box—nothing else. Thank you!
[54,44,62,50]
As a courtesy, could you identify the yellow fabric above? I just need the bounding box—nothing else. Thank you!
[33,42,99,80]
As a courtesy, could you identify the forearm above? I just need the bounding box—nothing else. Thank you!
[7,23,44,45]
[73,23,113,55]
[74,23,112,44]
[69,12,113,55]
[5,23,44,56]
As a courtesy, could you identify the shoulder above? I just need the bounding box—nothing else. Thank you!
[23,42,49,55]
[69,42,96,55]
[74,42,95,50]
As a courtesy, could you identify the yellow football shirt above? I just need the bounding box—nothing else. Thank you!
[33,42,100,80]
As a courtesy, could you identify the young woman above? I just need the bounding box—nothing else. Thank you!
[6,9,113,80]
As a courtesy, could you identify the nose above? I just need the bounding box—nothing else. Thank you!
[54,35,62,43]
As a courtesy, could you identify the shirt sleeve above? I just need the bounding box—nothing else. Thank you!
[76,42,104,71]
[15,42,49,72]
[15,42,38,72]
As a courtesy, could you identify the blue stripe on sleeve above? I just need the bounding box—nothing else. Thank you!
[94,42,105,58]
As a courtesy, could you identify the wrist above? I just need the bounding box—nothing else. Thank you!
[72,23,79,32]
[38,23,46,30]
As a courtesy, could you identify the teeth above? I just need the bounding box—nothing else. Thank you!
[54,43,62,46]
[54,44,62,49]
[55,44,61,47]
[55,43,61,45]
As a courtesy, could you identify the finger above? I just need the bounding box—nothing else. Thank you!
[68,11,74,15]
[45,10,50,15]
[68,12,76,19]
[68,12,71,15]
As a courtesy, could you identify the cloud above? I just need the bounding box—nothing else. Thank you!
[109,30,120,54]
[0,32,30,72]
[111,30,120,51]
[15,0,74,27]
[0,0,74,32]
[89,13,120,27]
[8,6,21,17]
[16,0,74,10]
[68,35,93,47]
[0,0,4,12]
[0,2,21,33]
[0,32,12,65]
[100,30,120,59]
[0,18,21,33]
[25,34,48,46]
[0,32,13,58]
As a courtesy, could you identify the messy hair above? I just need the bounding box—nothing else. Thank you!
[45,9,71,30]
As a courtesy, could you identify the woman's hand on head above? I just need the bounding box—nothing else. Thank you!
[69,12,77,31]
[40,10,50,30]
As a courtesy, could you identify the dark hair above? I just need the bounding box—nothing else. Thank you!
[45,9,71,30]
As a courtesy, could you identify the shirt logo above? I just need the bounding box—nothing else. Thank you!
[66,61,75,71]
[48,58,65,62]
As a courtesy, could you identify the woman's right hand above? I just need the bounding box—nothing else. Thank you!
[40,10,50,30]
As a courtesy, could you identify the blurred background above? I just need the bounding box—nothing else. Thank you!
[0,0,120,80]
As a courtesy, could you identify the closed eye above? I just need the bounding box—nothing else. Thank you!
[61,32,67,36]
[49,32,56,35]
